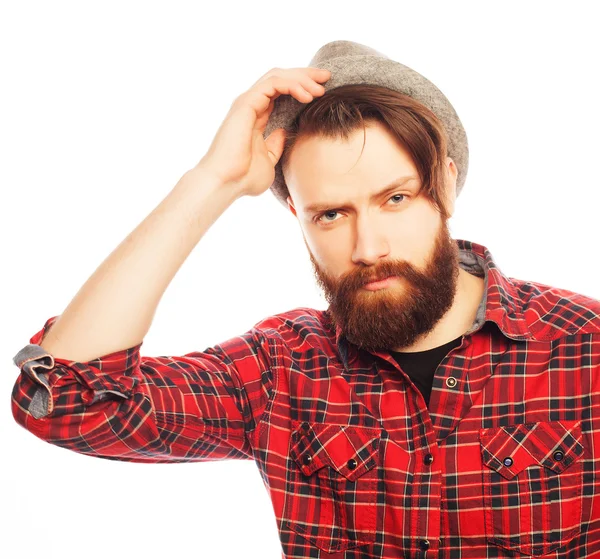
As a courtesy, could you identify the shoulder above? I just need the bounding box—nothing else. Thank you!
[251,306,334,351]
[510,276,600,338]
[252,306,330,334]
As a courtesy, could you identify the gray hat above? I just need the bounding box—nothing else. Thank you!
[264,39,469,209]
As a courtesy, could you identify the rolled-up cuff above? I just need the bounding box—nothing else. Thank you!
[12,339,143,419]
[12,344,55,418]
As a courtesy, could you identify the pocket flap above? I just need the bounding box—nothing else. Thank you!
[289,421,381,482]
[479,420,584,480]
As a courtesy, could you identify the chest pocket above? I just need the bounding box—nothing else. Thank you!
[283,421,381,554]
[479,420,585,556]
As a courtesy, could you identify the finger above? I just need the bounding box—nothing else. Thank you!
[266,76,314,102]
[305,67,332,82]
[297,77,326,96]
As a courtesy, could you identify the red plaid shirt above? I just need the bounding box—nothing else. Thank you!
[11,239,600,558]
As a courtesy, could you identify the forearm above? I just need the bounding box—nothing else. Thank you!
[38,165,242,363]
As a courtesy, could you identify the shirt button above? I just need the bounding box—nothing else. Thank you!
[302,454,312,465]
[554,450,564,461]
[445,376,457,388]
[347,458,358,470]
[424,453,434,465]
[418,539,430,550]
[503,457,513,467]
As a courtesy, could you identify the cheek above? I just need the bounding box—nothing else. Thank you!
[387,210,438,261]
[413,220,441,267]
[307,230,348,269]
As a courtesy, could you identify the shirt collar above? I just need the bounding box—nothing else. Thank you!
[332,238,532,369]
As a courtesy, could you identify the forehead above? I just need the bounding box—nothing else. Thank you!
[284,124,419,211]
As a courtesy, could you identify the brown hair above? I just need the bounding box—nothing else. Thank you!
[279,84,452,220]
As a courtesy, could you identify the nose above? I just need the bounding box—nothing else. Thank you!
[351,212,391,266]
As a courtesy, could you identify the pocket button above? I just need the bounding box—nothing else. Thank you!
[554,450,564,461]
[503,456,513,467]
[302,454,312,465]
[347,458,357,470]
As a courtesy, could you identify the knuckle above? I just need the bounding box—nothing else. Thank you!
[263,67,282,79]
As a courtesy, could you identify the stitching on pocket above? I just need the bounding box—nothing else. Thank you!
[284,422,380,553]
[480,420,584,556]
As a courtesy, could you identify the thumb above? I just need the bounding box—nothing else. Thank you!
[265,128,287,166]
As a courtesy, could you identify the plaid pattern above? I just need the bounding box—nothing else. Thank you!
[11,239,600,558]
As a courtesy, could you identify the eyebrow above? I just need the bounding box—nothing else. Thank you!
[303,175,419,215]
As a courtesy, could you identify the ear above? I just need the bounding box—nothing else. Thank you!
[444,157,458,217]
[287,195,298,218]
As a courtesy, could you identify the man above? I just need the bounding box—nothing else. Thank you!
[284,119,485,355]
[12,40,600,558]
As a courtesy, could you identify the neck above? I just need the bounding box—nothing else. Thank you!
[393,267,485,353]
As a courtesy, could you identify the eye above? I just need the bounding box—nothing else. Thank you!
[317,210,342,224]
[314,193,407,225]
[388,193,405,205]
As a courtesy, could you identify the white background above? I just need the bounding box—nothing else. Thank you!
[2,1,599,558]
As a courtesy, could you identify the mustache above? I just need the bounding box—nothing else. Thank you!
[309,261,438,304]
[342,261,420,290]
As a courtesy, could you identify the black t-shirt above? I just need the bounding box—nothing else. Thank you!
[390,335,463,408]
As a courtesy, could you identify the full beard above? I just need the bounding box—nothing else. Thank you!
[309,219,460,352]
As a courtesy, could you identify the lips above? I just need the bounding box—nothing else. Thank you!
[364,274,393,286]
[361,275,398,291]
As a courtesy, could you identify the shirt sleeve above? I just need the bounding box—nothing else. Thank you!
[11,315,275,463]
